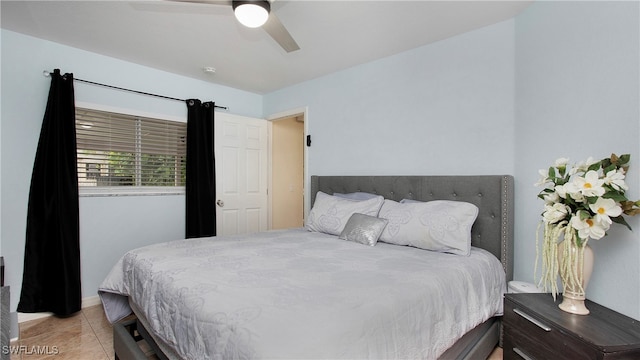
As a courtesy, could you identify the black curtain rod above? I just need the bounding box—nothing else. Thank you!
[43,70,228,110]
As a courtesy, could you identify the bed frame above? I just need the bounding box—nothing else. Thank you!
[113,175,514,360]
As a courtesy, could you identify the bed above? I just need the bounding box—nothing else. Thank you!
[99,175,514,360]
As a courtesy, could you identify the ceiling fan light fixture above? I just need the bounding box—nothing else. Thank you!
[232,1,270,28]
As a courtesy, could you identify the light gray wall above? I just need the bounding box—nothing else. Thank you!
[264,19,516,177]
[514,1,640,318]
[0,29,263,312]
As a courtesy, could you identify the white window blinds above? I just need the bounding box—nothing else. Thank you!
[75,107,186,189]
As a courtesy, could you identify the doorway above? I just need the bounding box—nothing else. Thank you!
[270,113,305,229]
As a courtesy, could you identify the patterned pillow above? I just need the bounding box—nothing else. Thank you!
[378,199,478,256]
[339,213,389,246]
[306,192,385,236]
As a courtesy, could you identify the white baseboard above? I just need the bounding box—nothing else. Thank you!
[16,295,102,324]
[81,295,102,308]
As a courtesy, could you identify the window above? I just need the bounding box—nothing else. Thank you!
[75,107,186,195]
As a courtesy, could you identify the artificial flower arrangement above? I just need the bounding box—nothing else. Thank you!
[535,153,640,299]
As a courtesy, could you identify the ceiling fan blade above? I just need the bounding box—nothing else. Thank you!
[131,0,230,14]
[262,13,300,53]
[169,0,231,6]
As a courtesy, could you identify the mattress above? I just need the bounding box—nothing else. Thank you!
[99,228,506,359]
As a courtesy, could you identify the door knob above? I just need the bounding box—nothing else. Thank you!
[216,200,224,207]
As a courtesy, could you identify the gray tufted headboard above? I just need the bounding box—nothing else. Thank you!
[310,175,514,281]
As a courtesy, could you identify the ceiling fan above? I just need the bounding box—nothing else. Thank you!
[169,0,300,52]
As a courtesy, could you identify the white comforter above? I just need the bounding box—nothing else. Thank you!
[99,228,505,360]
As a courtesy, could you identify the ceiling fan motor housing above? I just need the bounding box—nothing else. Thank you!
[232,0,271,28]
[232,1,271,14]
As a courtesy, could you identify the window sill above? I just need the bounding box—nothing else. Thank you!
[79,187,185,197]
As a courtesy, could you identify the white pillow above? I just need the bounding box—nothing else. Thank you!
[306,191,384,236]
[378,199,479,256]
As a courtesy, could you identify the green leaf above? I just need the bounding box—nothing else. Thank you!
[611,215,633,231]
[588,162,601,171]
[538,189,554,199]
[585,196,598,204]
[619,154,631,165]
[578,209,591,220]
[603,191,628,202]
[603,164,616,173]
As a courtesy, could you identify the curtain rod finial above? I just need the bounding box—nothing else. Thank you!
[43,70,50,77]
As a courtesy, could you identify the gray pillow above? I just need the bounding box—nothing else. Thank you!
[334,192,379,201]
[339,213,389,246]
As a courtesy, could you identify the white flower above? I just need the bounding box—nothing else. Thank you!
[575,157,597,172]
[556,184,584,202]
[571,214,608,240]
[534,169,550,187]
[554,158,570,176]
[542,203,570,224]
[589,197,622,226]
[565,170,605,197]
[542,191,560,205]
[554,157,570,168]
[604,169,628,191]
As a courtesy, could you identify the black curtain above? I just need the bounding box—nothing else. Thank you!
[185,99,217,238]
[18,69,81,316]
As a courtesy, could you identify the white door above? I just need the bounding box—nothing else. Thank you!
[215,113,269,236]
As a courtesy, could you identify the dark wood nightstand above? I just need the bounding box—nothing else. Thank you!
[503,293,640,360]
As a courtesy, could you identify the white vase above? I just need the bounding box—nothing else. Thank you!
[557,240,594,315]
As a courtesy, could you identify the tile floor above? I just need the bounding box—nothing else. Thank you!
[7,305,155,360]
[488,346,503,360]
[9,305,503,359]
[9,305,113,359]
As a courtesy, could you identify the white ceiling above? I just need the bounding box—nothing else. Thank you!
[1,0,533,94]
